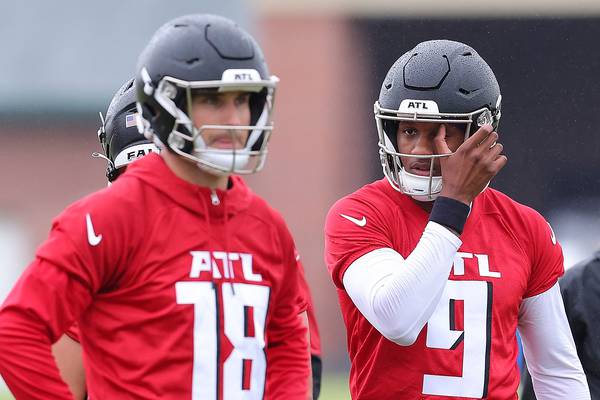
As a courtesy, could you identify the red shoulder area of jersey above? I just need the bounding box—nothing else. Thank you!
[324,179,427,288]
[462,188,564,298]
[326,178,419,230]
[472,188,559,250]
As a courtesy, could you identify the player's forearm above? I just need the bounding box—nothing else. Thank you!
[0,260,90,399]
[343,221,461,345]
[0,308,74,399]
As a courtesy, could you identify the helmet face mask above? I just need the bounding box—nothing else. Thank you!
[375,100,499,201]
[139,69,278,175]
[374,40,502,201]
[136,14,278,176]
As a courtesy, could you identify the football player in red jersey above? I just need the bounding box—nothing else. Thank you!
[324,40,590,399]
[0,14,311,399]
[50,76,323,399]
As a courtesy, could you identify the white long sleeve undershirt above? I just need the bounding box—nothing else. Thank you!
[342,222,590,399]
[342,221,461,345]
[519,283,590,400]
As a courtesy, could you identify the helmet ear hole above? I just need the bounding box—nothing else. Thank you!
[382,120,399,151]
[148,104,175,144]
[387,153,397,169]
[246,88,270,151]
[250,134,265,152]
[249,88,268,126]
[144,103,158,119]
[96,78,159,182]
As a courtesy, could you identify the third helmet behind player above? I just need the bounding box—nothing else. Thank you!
[375,39,502,201]
[96,78,158,182]
[135,14,278,175]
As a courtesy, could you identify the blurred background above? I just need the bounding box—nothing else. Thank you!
[1,0,599,398]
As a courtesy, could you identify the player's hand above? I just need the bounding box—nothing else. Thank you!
[434,124,507,205]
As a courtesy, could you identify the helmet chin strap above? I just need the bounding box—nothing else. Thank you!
[194,152,250,176]
[400,169,490,203]
[192,130,251,175]
[399,168,443,202]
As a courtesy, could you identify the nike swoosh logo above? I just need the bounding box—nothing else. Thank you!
[548,222,557,245]
[86,213,102,246]
[340,213,366,227]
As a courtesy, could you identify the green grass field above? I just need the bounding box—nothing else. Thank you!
[0,376,527,399]
[0,374,351,399]
[321,373,351,399]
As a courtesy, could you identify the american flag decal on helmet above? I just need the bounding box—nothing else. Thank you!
[125,113,137,128]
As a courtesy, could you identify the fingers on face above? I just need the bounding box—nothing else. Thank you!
[481,131,498,148]
[464,126,507,174]
[485,135,507,173]
[463,124,493,149]
[433,124,452,155]
[491,154,508,173]
[488,141,504,159]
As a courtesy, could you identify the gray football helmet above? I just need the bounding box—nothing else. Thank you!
[136,14,278,175]
[375,40,502,200]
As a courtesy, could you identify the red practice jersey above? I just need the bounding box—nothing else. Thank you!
[325,179,563,400]
[64,323,80,342]
[0,154,309,400]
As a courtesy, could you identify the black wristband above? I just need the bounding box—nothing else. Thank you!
[429,196,470,235]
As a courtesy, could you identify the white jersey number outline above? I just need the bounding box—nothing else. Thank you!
[423,280,492,398]
[176,281,270,400]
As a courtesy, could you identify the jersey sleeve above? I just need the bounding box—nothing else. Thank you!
[0,196,130,399]
[0,259,90,399]
[65,323,81,343]
[264,219,310,399]
[35,200,129,295]
[518,283,590,399]
[523,211,565,298]
[324,195,394,289]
